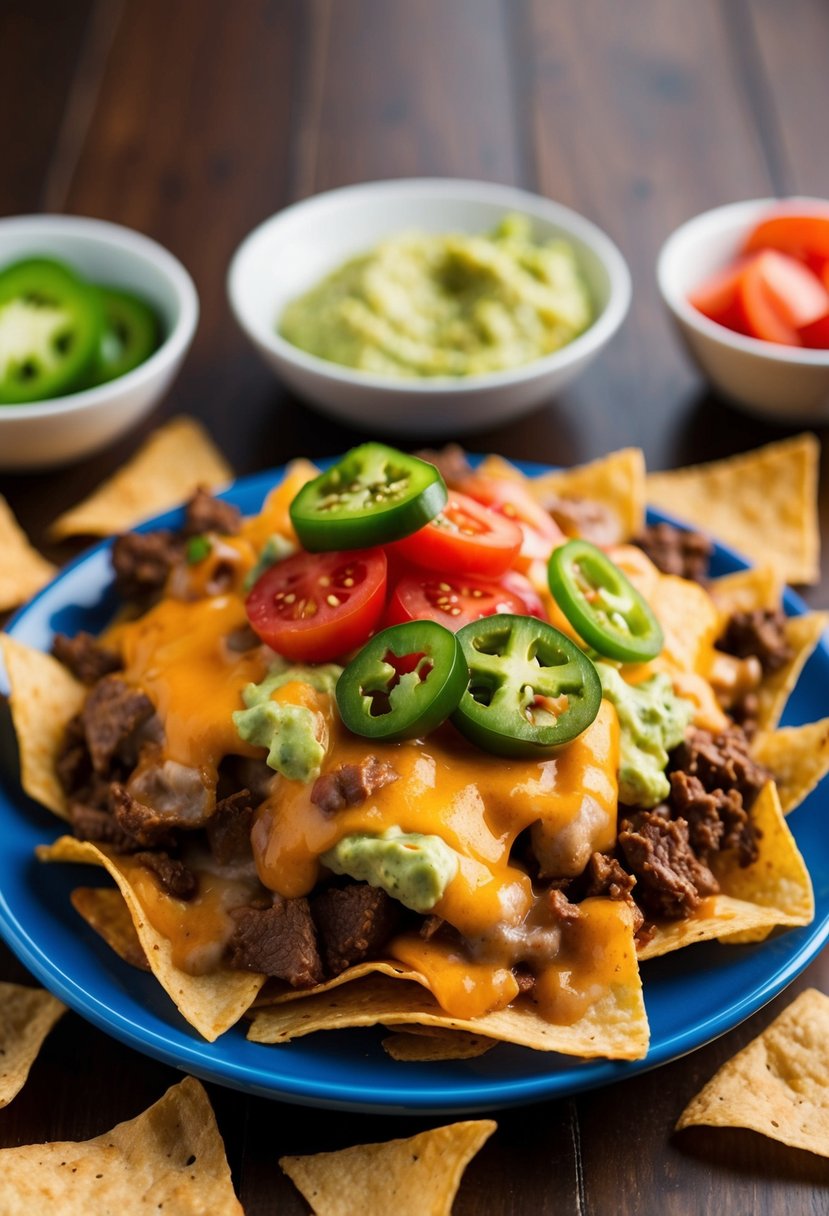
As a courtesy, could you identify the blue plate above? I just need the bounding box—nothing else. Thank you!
[1,463,828,1114]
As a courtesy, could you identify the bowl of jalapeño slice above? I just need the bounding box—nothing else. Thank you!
[0,214,198,470]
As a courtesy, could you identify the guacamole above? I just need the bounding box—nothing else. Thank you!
[233,659,342,782]
[278,214,593,378]
[596,664,694,808]
[322,828,459,914]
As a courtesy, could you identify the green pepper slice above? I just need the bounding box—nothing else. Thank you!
[547,539,664,663]
[290,443,447,551]
[451,613,602,757]
[336,620,467,741]
[0,258,103,403]
[86,286,160,386]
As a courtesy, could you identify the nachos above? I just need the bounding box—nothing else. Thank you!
[1,436,825,1060]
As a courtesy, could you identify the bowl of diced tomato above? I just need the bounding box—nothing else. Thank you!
[657,197,829,421]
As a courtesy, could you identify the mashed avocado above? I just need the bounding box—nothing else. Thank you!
[278,214,593,378]
[322,828,459,914]
[243,533,297,592]
[233,658,342,782]
[596,664,694,808]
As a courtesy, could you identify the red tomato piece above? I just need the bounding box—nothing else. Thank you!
[743,210,829,262]
[384,573,526,631]
[751,250,829,330]
[458,475,564,568]
[688,258,751,330]
[245,548,387,662]
[799,312,829,349]
[729,254,800,345]
[387,490,522,578]
[498,569,547,619]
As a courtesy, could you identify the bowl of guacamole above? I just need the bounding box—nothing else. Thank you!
[228,179,630,436]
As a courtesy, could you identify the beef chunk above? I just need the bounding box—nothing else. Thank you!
[52,632,123,685]
[134,851,197,900]
[670,769,758,866]
[311,756,399,814]
[583,852,637,900]
[110,784,177,849]
[633,521,712,583]
[82,677,156,775]
[514,968,536,995]
[182,487,242,537]
[547,887,581,922]
[69,800,140,851]
[206,790,255,866]
[672,725,768,809]
[717,608,794,675]
[227,896,323,986]
[730,689,760,740]
[619,810,719,920]
[56,713,92,796]
[544,497,620,546]
[112,530,181,600]
[414,444,473,489]
[311,883,400,975]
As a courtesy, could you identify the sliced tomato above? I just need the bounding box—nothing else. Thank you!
[457,474,564,569]
[751,250,829,329]
[498,568,547,619]
[799,312,829,349]
[245,548,387,662]
[384,572,526,631]
[387,490,522,578]
[727,254,800,345]
[743,210,829,262]
[688,258,751,330]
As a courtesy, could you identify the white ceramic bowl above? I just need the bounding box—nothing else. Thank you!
[227,178,630,437]
[0,215,198,470]
[658,197,829,423]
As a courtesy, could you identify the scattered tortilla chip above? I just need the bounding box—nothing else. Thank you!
[639,783,813,960]
[0,982,65,1108]
[279,1119,496,1216]
[645,434,820,585]
[709,565,784,617]
[71,887,150,972]
[382,1028,496,1061]
[0,635,85,819]
[0,497,56,612]
[38,837,264,1041]
[755,612,828,731]
[0,1075,243,1213]
[528,448,647,540]
[50,416,233,539]
[754,718,829,815]
[677,987,829,1156]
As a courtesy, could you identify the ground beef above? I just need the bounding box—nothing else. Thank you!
[68,800,140,851]
[56,713,93,796]
[206,790,255,866]
[619,809,719,920]
[669,769,758,866]
[633,521,712,583]
[730,689,760,739]
[672,725,768,810]
[112,530,181,601]
[81,677,156,776]
[311,883,400,975]
[583,852,637,900]
[109,783,178,849]
[414,444,473,489]
[717,608,793,675]
[544,497,620,546]
[134,851,197,900]
[311,756,399,814]
[547,887,581,922]
[227,896,323,987]
[52,632,123,685]
[514,967,536,995]
[182,487,242,537]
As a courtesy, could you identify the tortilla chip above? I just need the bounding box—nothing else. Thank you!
[527,448,647,540]
[0,497,57,612]
[638,783,814,960]
[0,1075,243,1213]
[677,987,829,1156]
[709,565,784,617]
[38,837,264,1041]
[50,416,233,539]
[254,959,418,1008]
[753,719,829,815]
[645,434,820,585]
[0,635,85,819]
[755,612,828,731]
[381,1029,496,1061]
[280,1119,496,1216]
[0,983,65,1108]
[71,887,150,972]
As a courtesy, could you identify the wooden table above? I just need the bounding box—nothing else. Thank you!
[3,1,829,1210]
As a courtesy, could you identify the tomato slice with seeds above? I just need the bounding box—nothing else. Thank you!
[457,475,564,568]
[384,572,526,632]
[245,548,387,663]
[387,490,522,578]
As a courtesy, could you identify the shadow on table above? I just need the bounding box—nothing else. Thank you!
[674,1124,829,1186]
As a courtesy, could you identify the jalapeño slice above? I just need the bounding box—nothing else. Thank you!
[451,613,602,757]
[547,539,664,663]
[336,620,467,742]
[87,286,160,386]
[290,443,447,551]
[0,258,102,404]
